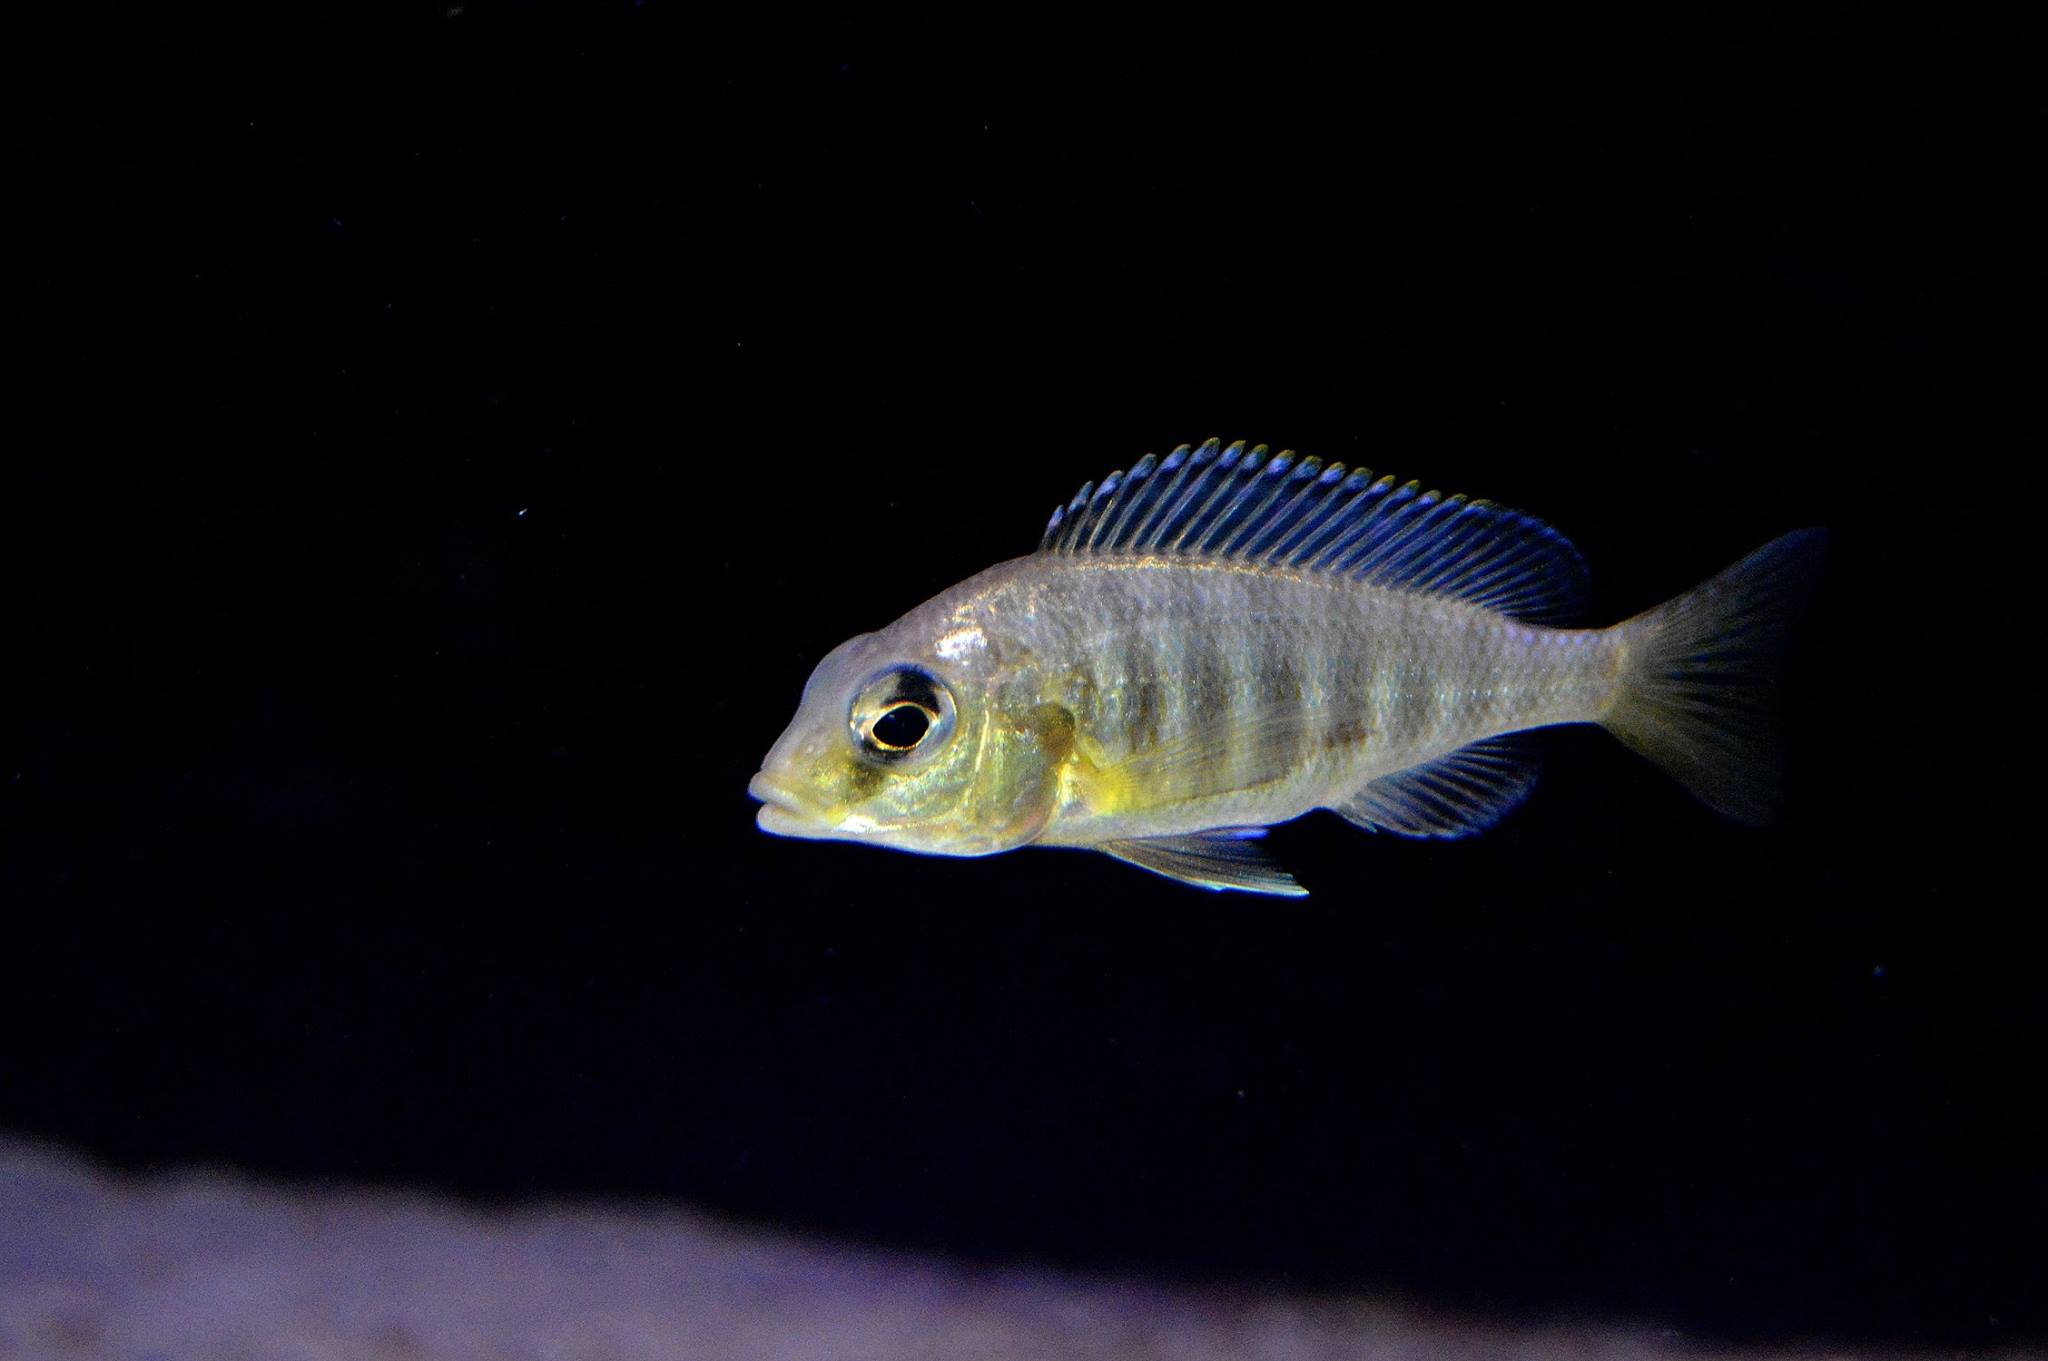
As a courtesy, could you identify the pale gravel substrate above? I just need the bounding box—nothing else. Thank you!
[0,1137,1995,1361]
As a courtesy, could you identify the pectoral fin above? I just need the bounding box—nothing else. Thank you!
[1083,711,1323,813]
[1097,828,1308,898]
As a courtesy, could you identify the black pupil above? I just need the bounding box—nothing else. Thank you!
[871,704,931,749]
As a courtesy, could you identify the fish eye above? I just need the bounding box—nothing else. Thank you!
[851,665,956,761]
[869,702,934,750]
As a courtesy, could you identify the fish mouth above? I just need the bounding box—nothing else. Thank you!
[748,771,836,838]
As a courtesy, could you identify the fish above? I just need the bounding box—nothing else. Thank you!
[749,438,1826,897]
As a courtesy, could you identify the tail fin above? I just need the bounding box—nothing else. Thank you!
[1601,529,1828,824]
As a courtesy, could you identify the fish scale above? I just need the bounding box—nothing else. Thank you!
[973,559,1618,846]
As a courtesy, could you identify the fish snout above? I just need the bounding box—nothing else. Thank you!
[748,770,835,837]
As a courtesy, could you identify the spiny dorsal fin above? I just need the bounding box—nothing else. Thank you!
[1335,736,1540,838]
[1038,438,1588,624]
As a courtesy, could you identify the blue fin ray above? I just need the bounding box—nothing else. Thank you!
[1037,440,1587,624]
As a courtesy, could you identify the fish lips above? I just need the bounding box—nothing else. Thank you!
[747,771,841,840]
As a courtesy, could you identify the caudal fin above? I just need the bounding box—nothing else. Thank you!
[1601,529,1828,824]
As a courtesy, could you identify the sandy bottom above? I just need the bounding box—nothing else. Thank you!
[0,1137,1983,1360]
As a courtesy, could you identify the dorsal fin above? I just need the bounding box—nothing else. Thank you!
[1038,438,1588,624]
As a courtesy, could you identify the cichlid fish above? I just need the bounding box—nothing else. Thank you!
[749,438,1825,896]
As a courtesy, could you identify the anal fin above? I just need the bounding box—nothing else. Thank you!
[1337,736,1539,838]
[1096,828,1308,898]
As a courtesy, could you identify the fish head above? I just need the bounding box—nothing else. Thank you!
[750,611,1065,859]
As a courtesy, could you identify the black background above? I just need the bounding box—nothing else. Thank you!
[4,6,2040,1350]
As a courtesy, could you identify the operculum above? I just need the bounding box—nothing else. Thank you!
[969,700,1074,850]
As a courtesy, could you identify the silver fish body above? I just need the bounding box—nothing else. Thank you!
[751,439,1825,896]
[926,556,1616,845]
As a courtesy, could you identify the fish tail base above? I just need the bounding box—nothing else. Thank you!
[1600,529,1828,824]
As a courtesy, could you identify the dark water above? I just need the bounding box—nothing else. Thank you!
[4,8,2036,1351]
